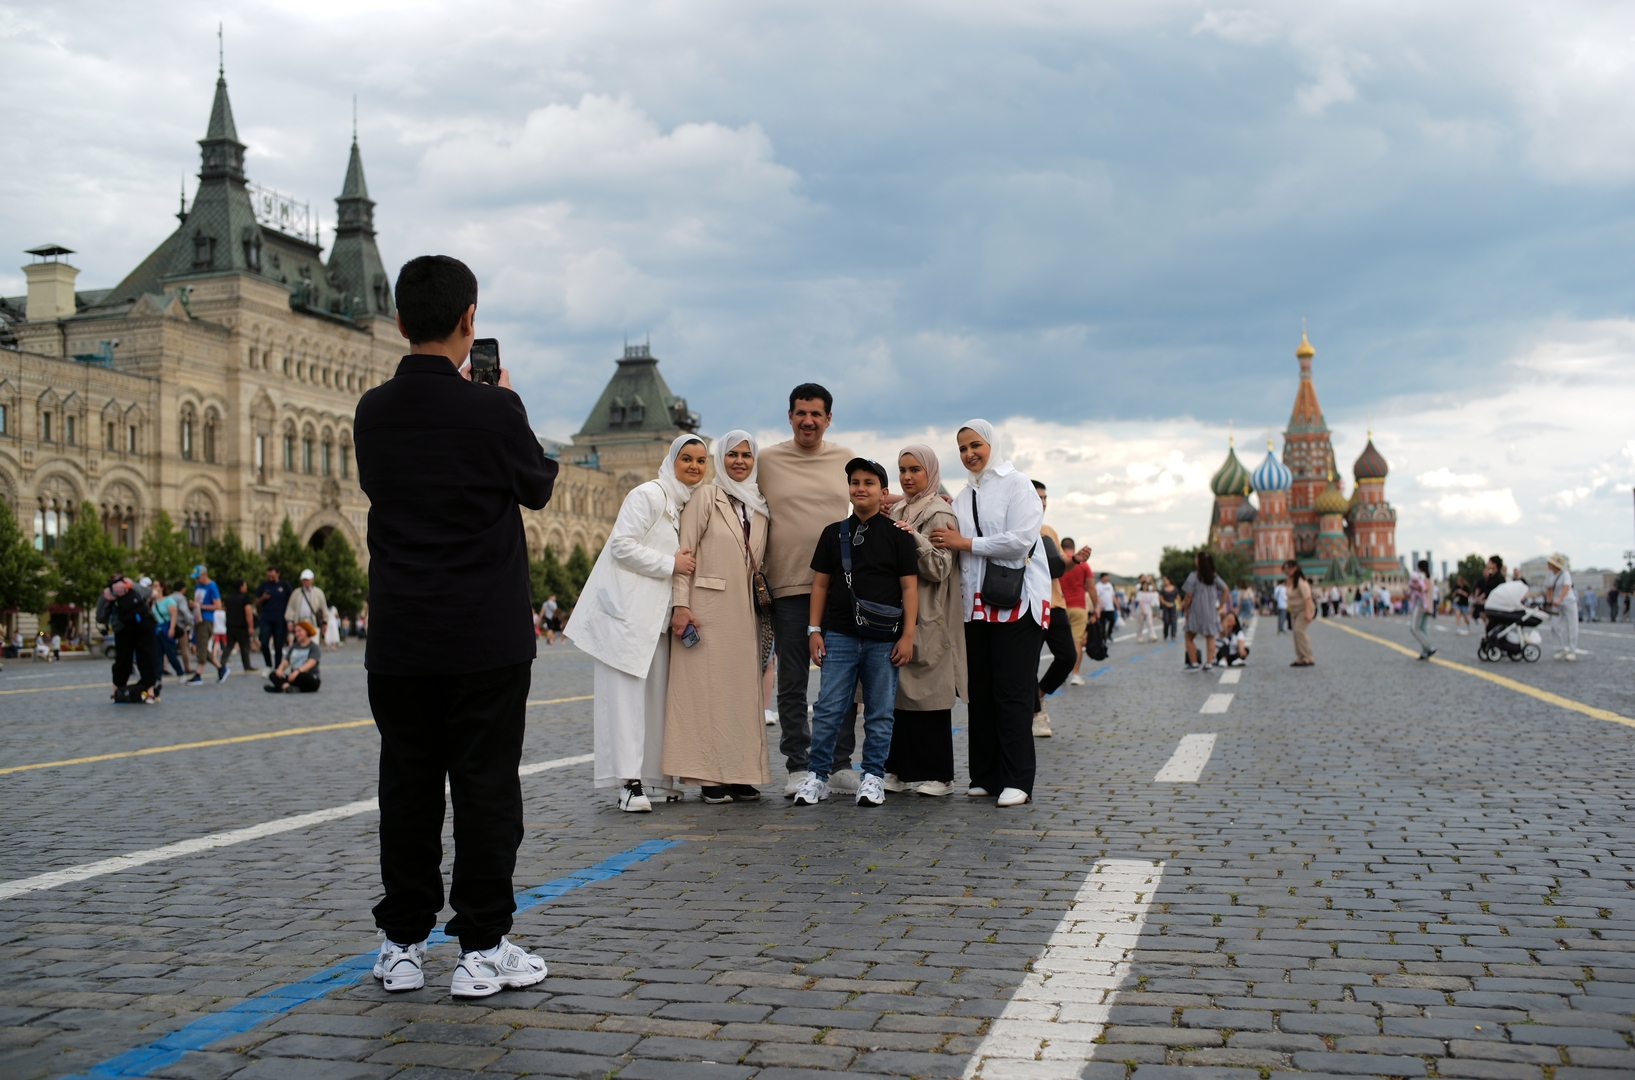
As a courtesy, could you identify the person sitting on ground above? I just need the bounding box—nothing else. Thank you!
[265,621,322,693]
[1214,610,1250,667]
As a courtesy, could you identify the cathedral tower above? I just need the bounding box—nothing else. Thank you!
[1281,329,1339,561]
[1250,443,1294,581]
[1208,439,1250,552]
[1349,437,1398,576]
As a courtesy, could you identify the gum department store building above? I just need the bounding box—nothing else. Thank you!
[0,69,696,610]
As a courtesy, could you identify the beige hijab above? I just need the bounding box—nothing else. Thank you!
[897,444,946,527]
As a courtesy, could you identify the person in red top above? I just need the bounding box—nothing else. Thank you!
[1058,542,1095,684]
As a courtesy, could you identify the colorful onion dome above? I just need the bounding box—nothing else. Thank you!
[1313,480,1349,516]
[1296,329,1315,360]
[1251,445,1292,492]
[1353,438,1389,481]
[1236,497,1258,523]
[1210,445,1251,497]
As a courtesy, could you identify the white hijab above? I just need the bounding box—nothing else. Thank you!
[655,434,707,509]
[958,418,1007,487]
[711,430,768,518]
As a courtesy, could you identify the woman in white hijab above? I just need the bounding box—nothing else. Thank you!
[929,420,1050,808]
[566,434,707,812]
[661,430,772,803]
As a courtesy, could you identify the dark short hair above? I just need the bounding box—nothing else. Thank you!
[1417,560,1430,573]
[1061,537,1074,548]
[789,383,833,415]
[1489,554,1504,569]
[394,256,478,344]
[1031,479,1046,492]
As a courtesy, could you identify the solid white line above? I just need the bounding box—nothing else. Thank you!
[1217,668,1241,685]
[961,858,1165,1079]
[1199,692,1233,714]
[1153,734,1217,782]
[0,754,592,900]
[1113,633,1135,642]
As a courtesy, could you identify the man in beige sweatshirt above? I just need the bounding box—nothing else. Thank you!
[759,383,858,796]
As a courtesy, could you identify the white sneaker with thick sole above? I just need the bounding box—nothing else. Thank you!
[915,781,955,797]
[856,773,885,807]
[784,770,809,798]
[372,935,427,992]
[450,937,547,998]
[1032,712,1052,737]
[1067,673,1086,686]
[882,773,907,793]
[764,709,778,726]
[618,781,652,813]
[792,775,829,805]
[967,786,990,797]
[828,769,860,793]
[997,787,1031,807]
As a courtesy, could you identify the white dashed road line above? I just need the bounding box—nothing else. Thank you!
[1153,734,1217,782]
[1217,668,1241,685]
[0,753,594,900]
[1199,692,1233,714]
[961,858,1165,1079]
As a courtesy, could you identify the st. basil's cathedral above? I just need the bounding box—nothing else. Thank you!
[1206,331,1400,587]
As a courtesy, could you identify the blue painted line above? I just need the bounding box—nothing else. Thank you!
[1086,666,1113,678]
[73,838,680,1079]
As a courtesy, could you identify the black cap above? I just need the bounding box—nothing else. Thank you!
[845,457,889,488]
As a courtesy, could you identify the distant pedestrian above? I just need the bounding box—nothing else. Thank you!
[569,435,705,812]
[188,565,226,684]
[1583,585,1599,622]
[1451,578,1472,635]
[1544,553,1580,661]
[1284,560,1316,667]
[1059,542,1092,682]
[1132,576,1159,642]
[1274,579,1289,633]
[1032,481,1073,737]
[1095,573,1117,644]
[222,579,259,671]
[255,566,292,670]
[539,595,560,644]
[285,569,329,641]
[1408,559,1436,660]
[1158,576,1179,640]
[1181,550,1229,672]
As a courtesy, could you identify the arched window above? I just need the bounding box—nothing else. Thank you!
[283,421,296,472]
[321,431,333,476]
[32,492,75,553]
[302,426,314,474]
[180,404,196,460]
[340,433,352,480]
[203,408,219,464]
[183,491,216,548]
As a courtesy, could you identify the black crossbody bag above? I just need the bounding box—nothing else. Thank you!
[839,519,904,641]
[970,488,1029,611]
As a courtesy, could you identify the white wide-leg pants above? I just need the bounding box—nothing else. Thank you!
[593,635,679,793]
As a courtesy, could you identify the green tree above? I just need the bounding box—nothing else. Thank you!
[134,509,193,587]
[313,531,368,617]
[1618,551,1635,594]
[1158,544,1250,590]
[530,546,578,607]
[53,502,128,611]
[203,527,266,590]
[565,544,595,596]
[0,499,51,616]
[1454,553,1488,589]
[263,516,309,582]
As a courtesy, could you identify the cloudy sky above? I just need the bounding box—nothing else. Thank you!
[5,0,1635,573]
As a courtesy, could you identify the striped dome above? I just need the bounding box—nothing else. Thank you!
[1251,448,1292,492]
[1353,438,1389,481]
[1210,446,1251,497]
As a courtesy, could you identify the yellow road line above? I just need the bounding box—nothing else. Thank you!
[0,682,107,696]
[0,719,378,775]
[526,695,592,706]
[1321,620,1635,728]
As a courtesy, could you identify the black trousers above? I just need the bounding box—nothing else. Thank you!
[112,621,158,694]
[1099,610,1117,642]
[884,708,953,783]
[1161,607,1177,639]
[269,670,321,692]
[369,661,531,952]
[965,616,1041,795]
[226,626,256,670]
[771,594,856,773]
[260,619,288,669]
[1038,606,1075,697]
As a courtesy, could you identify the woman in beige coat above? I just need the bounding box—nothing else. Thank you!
[661,430,771,803]
[883,445,967,797]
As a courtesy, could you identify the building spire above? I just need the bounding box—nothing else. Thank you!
[352,95,358,143]
[217,22,224,76]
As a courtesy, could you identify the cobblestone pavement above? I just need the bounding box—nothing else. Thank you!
[2,617,1634,1080]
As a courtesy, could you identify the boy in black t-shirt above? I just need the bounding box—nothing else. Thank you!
[793,459,919,808]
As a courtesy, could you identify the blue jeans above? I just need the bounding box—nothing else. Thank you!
[808,631,899,781]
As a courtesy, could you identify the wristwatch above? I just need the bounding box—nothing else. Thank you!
[807,625,823,636]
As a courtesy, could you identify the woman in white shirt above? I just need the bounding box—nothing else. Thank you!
[1544,553,1579,661]
[1132,576,1159,642]
[929,420,1049,808]
[566,435,706,812]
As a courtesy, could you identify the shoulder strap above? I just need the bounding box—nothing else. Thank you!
[970,488,983,537]
[839,520,853,584]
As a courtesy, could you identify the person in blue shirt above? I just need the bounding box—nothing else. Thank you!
[255,566,294,669]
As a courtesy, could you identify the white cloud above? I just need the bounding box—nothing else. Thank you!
[1193,8,1281,45]
[1426,489,1524,526]
[1416,468,1486,489]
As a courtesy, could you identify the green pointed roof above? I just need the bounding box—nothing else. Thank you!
[341,139,369,200]
[1209,444,1251,497]
[205,74,240,143]
[576,347,700,439]
[327,137,391,318]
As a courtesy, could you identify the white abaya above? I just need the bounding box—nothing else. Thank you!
[592,634,678,792]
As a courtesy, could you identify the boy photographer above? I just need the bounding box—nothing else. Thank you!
[793,458,918,809]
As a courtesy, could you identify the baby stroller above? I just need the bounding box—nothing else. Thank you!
[1477,581,1543,663]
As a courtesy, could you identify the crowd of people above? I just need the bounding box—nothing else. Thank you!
[100,562,353,702]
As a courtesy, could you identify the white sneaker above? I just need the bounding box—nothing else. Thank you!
[1457,628,1469,636]
[618,780,652,813]
[372,935,426,992]
[828,769,860,793]
[792,774,829,806]
[915,781,955,797]
[1553,649,1567,660]
[882,773,907,793]
[783,770,809,798]
[856,773,885,807]
[450,937,547,998]
[997,787,1031,807]
[764,709,778,726]
[1565,651,1578,662]
[1067,673,1086,686]
[1032,712,1052,737]
[967,786,990,797]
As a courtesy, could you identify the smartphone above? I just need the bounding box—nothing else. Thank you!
[469,338,501,385]
[681,624,700,648]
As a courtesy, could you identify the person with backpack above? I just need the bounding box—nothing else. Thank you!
[98,574,160,703]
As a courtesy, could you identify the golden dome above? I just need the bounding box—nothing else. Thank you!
[1296,329,1315,360]
[1313,480,1349,516]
